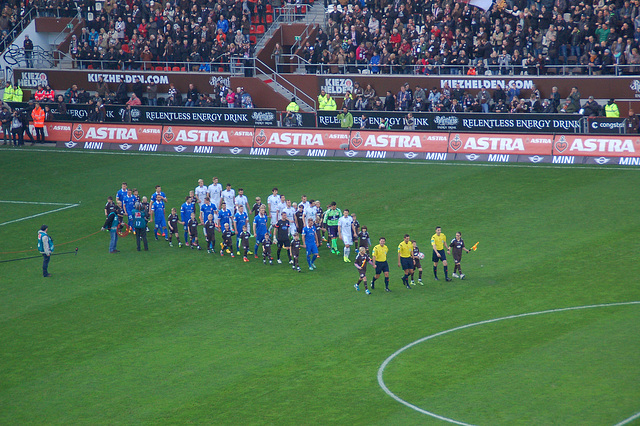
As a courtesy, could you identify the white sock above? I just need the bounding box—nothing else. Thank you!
[345,247,350,258]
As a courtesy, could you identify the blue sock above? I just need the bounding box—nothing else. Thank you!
[307,254,312,267]
[184,231,188,242]
[254,244,259,253]
[312,254,317,264]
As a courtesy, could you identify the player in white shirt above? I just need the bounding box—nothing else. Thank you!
[221,183,236,213]
[282,199,296,237]
[234,188,249,213]
[299,194,310,211]
[338,208,354,263]
[303,201,317,227]
[194,179,208,207]
[267,187,280,231]
[208,177,223,208]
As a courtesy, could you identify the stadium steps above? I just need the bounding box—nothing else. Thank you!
[256,73,315,112]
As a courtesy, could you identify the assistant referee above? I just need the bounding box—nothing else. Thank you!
[398,233,414,289]
[371,237,390,292]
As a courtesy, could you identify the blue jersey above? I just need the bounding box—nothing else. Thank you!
[302,225,317,247]
[201,202,217,221]
[123,194,136,216]
[116,188,128,203]
[150,191,167,203]
[234,211,248,231]
[151,200,165,221]
[180,202,194,222]
[218,209,232,227]
[254,214,268,235]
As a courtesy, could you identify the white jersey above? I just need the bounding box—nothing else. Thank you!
[299,200,310,211]
[303,205,317,224]
[283,206,296,235]
[194,185,208,205]
[208,183,222,206]
[267,194,280,216]
[234,194,248,212]
[338,216,354,244]
[221,189,236,212]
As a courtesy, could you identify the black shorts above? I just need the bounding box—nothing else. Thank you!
[328,225,338,237]
[413,259,422,269]
[432,249,446,262]
[359,270,366,279]
[453,253,462,263]
[375,261,389,275]
[400,257,414,270]
[277,238,291,248]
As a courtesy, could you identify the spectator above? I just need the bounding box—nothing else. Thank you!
[185,83,199,107]
[126,93,142,106]
[564,87,581,113]
[146,81,158,106]
[626,109,639,133]
[582,96,601,116]
[403,112,415,130]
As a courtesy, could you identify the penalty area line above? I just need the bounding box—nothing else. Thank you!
[0,203,80,226]
[13,147,640,171]
[614,411,640,426]
[0,200,76,206]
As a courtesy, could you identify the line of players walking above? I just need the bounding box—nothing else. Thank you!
[105,179,473,290]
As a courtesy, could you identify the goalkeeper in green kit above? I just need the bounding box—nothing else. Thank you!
[323,201,342,255]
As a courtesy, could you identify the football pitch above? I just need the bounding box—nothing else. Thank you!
[1,148,639,425]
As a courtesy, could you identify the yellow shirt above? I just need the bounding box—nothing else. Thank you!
[372,244,388,262]
[431,233,447,251]
[397,240,413,258]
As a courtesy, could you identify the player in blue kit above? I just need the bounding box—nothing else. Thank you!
[151,194,168,240]
[253,204,268,258]
[180,196,195,245]
[116,182,128,205]
[233,204,249,255]
[302,218,319,270]
[200,197,217,227]
[150,185,167,204]
[217,201,232,238]
[123,189,137,232]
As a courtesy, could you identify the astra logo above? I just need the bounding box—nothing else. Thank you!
[287,149,300,156]
[173,145,187,153]
[528,155,544,163]
[230,147,243,155]
[594,157,610,165]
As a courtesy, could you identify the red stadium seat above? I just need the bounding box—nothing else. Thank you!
[266,14,273,23]
[266,4,272,12]
[218,67,224,72]
[250,25,256,33]
[250,35,257,44]
[172,66,180,71]
[251,15,258,23]
[256,25,265,34]
[87,64,93,69]
[180,67,186,71]
[301,5,306,13]
[156,66,164,71]
[164,66,171,71]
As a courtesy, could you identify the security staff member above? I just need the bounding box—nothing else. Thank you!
[286,97,300,112]
[605,98,620,117]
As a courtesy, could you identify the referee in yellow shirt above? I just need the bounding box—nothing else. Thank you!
[431,226,452,281]
[371,237,390,292]
[398,233,414,289]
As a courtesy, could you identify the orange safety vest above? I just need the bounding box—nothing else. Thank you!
[32,107,45,127]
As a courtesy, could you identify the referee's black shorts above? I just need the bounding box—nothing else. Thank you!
[375,260,389,275]
[400,257,414,270]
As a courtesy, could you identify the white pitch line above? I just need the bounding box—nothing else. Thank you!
[9,147,640,171]
[614,411,640,426]
[377,301,640,426]
[0,200,76,206]
[0,203,80,226]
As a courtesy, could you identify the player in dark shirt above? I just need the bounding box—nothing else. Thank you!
[294,204,305,233]
[273,212,292,264]
[203,213,217,253]
[358,226,370,252]
[105,196,116,217]
[261,232,273,264]
[289,233,302,272]
[315,201,326,242]
[187,212,201,249]
[251,197,262,218]
[220,222,235,257]
[167,207,183,247]
[411,240,423,285]
[354,247,372,294]
[239,224,251,261]
[351,213,360,250]
[449,232,471,279]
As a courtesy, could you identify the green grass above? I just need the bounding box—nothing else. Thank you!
[1,148,640,425]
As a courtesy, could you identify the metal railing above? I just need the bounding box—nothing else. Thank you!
[275,61,640,76]
[254,57,316,109]
[2,44,56,69]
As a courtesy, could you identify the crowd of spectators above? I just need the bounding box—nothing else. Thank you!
[55,0,276,70]
[298,0,640,76]
[0,0,36,51]
[322,80,620,116]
